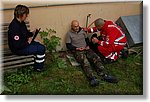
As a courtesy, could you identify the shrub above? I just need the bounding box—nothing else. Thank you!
[39,28,66,68]
[39,28,61,53]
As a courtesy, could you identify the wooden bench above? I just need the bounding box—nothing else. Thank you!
[1,22,35,70]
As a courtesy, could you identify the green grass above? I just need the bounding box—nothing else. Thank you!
[2,52,143,95]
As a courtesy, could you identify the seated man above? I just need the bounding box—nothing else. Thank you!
[84,18,128,62]
[66,20,118,87]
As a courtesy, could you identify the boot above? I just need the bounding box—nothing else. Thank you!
[90,76,99,87]
[101,74,118,83]
[120,48,129,59]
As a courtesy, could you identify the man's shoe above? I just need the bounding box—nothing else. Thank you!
[35,68,45,72]
[120,49,129,59]
[101,74,118,83]
[90,77,99,87]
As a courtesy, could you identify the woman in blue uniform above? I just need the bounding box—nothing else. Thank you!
[8,5,45,72]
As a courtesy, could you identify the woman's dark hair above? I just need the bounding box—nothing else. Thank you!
[14,5,29,18]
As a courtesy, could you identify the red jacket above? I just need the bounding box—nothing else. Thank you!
[87,20,127,60]
[88,21,126,47]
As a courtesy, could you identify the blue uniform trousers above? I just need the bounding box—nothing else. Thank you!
[15,41,46,70]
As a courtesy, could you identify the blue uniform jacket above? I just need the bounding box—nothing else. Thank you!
[8,18,33,52]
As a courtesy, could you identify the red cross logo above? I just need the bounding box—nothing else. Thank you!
[14,35,19,40]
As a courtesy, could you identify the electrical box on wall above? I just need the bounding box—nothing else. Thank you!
[115,14,143,48]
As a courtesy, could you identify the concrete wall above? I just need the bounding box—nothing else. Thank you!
[2,1,142,50]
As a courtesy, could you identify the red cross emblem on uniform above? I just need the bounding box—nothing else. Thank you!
[14,35,19,40]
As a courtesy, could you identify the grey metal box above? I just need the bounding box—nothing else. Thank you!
[115,14,143,48]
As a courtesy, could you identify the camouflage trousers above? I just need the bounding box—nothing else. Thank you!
[72,49,106,80]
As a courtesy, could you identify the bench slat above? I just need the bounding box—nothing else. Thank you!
[4,55,34,62]
[2,21,29,26]
[3,62,34,70]
[3,57,34,66]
